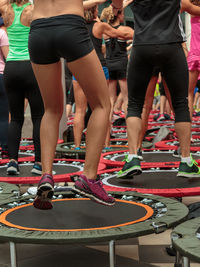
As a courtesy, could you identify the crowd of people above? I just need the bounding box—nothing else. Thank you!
[0,0,200,210]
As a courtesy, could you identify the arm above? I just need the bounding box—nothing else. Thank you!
[101,22,133,40]
[111,0,123,15]
[123,0,134,9]
[1,44,8,59]
[181,0,200,16]
[83,0,107,9]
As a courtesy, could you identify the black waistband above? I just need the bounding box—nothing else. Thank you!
[30,14,86,28]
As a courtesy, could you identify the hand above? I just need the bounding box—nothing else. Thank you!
[111,4,123,15]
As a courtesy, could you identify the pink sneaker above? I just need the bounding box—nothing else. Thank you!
[33,174,54,210]
[74,174,115,206]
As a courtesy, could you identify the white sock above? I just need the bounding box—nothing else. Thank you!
[128,154,138,161]
[181,156,192,165]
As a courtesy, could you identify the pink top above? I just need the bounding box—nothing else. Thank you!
[188,17,200,57]
[0,29,9,74]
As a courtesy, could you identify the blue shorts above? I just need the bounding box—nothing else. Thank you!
[73,66,109,81]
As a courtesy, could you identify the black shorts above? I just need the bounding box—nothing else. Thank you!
[29,14,94,64]
[196,79,200,92]
[109,69,127,80]
[159,81,166,96]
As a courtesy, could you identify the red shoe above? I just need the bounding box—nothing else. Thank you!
[33,174,54,210]
[74,174,115,206]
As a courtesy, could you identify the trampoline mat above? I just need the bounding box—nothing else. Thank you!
[18,152,33,158]
[111,152,200,163]
[0,199,153,231]
[0,163,81,177]
[111,133,127,139]
[104,171,200,189]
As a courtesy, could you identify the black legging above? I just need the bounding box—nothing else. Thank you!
[127,43,190,123]
[4,60,44,162]
[0,73,9,150]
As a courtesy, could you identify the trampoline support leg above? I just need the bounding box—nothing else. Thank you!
[183,257,190,267]
[109,240,115,267]
[10,242,17,267]
[175,251,181,265]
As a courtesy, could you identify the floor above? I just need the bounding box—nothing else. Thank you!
[0,109,200,267]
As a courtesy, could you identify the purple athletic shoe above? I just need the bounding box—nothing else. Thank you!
[33,174,54,210]
[74,174,115,206]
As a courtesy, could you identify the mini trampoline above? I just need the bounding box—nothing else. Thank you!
[19,138,63,151]
[155,139,200,153]
[100,150,200,168]
[0,150,34,162]
[99,168,200,197]
[0,188,188,267]
[171,217,200,267]
[0,159,106,184]
[56,142,130,159]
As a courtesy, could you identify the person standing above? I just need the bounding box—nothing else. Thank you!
[0,0,44,175]
[28,0,123,209]
[118,0,200,179]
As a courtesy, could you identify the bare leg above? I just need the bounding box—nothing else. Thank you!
[31,60,64,175]
[175,122,191,157]
[138,76,157,148]
[73,80,87,148]
[68,50,110,179]
[114,92,123,113]
[159,95,167,114]
[118,79,128,116]
[109,80,118,117]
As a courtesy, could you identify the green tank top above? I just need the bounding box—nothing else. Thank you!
[7,3,31,61]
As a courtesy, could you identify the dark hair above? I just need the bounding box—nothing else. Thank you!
[190,0,200,6]
[10,0,30,3]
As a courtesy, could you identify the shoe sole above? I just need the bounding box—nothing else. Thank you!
[177,172,200,178]
[172,153,181,158]
[33,183,54,210]
[73,186,115,206]
[31,169,42,175]
[7,168,19,175]
[117,167,142,179]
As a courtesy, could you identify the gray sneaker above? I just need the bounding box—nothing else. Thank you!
[117,155,142,179]
[177,158,200,178]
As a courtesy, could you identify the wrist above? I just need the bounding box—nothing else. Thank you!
[111,2,123,10]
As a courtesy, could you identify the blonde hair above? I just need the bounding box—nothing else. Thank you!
[100,5,121,24]
[83,0,97,23]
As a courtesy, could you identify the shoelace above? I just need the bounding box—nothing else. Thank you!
[192,159,198,167]
[122,155,129,162]
[96,180,107,193]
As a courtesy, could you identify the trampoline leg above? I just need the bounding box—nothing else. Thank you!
[109,240,116,267]
[175,251,182,265]
[182,257,190,267]
[10,242,17,267]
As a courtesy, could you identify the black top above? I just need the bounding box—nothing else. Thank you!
[86,21,106,66]
[105,25,128,61]
[129,0,186,45]
[105,25,128,71]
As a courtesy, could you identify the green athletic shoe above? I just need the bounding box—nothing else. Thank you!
[117,155,142,179]
[177,158,200,178]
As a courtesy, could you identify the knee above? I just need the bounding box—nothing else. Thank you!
[172,97,191,122]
